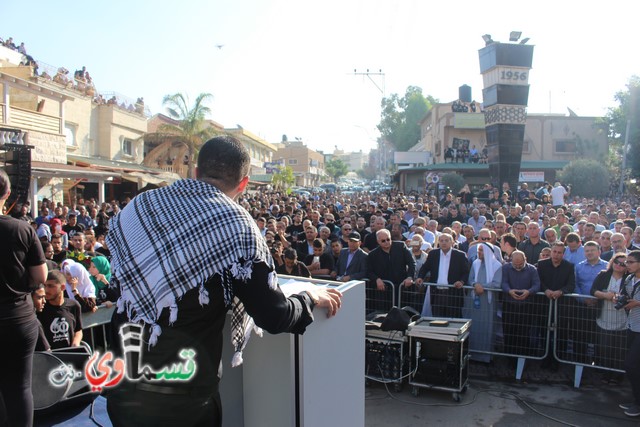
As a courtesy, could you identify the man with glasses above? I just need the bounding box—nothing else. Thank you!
[468,228,503,263]
[603,232,630,261]
[339,223,353,247]
[366,229,415,307]
[619,251,640,417]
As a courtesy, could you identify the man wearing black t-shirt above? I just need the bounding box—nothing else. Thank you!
[0,170,48,427]
[38,270,83,349]
[62,213,85,238]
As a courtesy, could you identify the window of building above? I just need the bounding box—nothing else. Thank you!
[435,141,441,156]
[122,138,133,156]
[522,139,531,153]
[555,139,577,154]
[65,123,77,146]
[288,159,298,165]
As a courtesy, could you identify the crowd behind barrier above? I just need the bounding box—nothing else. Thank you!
[8,180,640,395]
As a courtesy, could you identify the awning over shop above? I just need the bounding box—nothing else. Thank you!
[31,161,117,180]
[121,171,181,186]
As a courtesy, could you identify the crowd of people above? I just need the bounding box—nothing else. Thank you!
[444,144,488,164]
[235,178,640,417]
[4,164,640,419]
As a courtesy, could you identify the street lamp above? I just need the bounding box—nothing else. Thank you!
[509,31,522,42]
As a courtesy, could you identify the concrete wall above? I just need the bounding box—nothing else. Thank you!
[63,95,95,157]
[28,130,66,163]
[97,104,146,162]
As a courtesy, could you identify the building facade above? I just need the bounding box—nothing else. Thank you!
[274,140,325,187]
[0,45,175,210]
[395,101,608,193]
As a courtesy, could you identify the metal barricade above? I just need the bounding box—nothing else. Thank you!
[398,281,427,315]
[402,283,553,380]
[82,304,116,351]
[394,281,631,388]
[365,279,395,320]
[552,293,627,387]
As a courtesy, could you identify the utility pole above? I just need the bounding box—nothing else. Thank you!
[352,69,385,97]
[353,69,386,179]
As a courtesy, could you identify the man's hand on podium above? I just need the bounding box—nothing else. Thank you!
[307,288,343,318]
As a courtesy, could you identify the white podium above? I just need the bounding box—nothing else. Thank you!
[220,276,365,427]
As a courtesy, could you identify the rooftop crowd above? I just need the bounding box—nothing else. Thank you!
[2,35,145,114]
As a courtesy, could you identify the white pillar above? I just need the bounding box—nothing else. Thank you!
[30,176,38,216]
[98,179,105,205]
[3,83,10,124]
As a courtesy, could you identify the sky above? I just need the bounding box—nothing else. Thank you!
[1,0,638,155]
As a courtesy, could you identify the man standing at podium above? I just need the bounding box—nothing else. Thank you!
[106,135,342,427]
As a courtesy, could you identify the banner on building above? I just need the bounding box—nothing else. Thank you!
[518,171,544,182]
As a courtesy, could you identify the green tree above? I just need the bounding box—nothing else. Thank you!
[604,76,640,178]
[325,158,349,183]
[272,166,295,191]
[160,93,217,179]
[377,86,437,152]
[575,135,605,161]
[557,159,610,198]
[440,173,465,194]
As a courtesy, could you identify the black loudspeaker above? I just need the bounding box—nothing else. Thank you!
[458,85,472,103]
[1,142,32,211]
[32,344,99,413]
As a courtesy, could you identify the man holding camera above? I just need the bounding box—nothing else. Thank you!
[619,250,640,417]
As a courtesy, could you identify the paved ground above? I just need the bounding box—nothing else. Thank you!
[365,357,637,426]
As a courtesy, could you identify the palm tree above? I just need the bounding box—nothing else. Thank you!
[160,92,217,178]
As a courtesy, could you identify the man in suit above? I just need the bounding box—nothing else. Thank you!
[331,231,368,282]
[415,233,469,318]
[366,229,415,306]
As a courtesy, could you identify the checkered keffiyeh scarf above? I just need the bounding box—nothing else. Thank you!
[106,179,276,367]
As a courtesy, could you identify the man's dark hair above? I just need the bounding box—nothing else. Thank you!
[197,135,250,191]
[0,168,10,199]
[584,240,600,251]
[283,248,298,260]
[565,232,581,244]
[312,238,324,249]
[47,270,66,284]
[628,250,640,263]
[502,233,517,249]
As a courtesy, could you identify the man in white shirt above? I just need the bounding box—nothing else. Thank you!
[550,182,569,207]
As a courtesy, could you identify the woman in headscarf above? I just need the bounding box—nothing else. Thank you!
[463,242,503,363]
[89,255,118,305]
[62,259,97,312]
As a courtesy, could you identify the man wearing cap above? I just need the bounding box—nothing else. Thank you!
[331,231,368,282]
